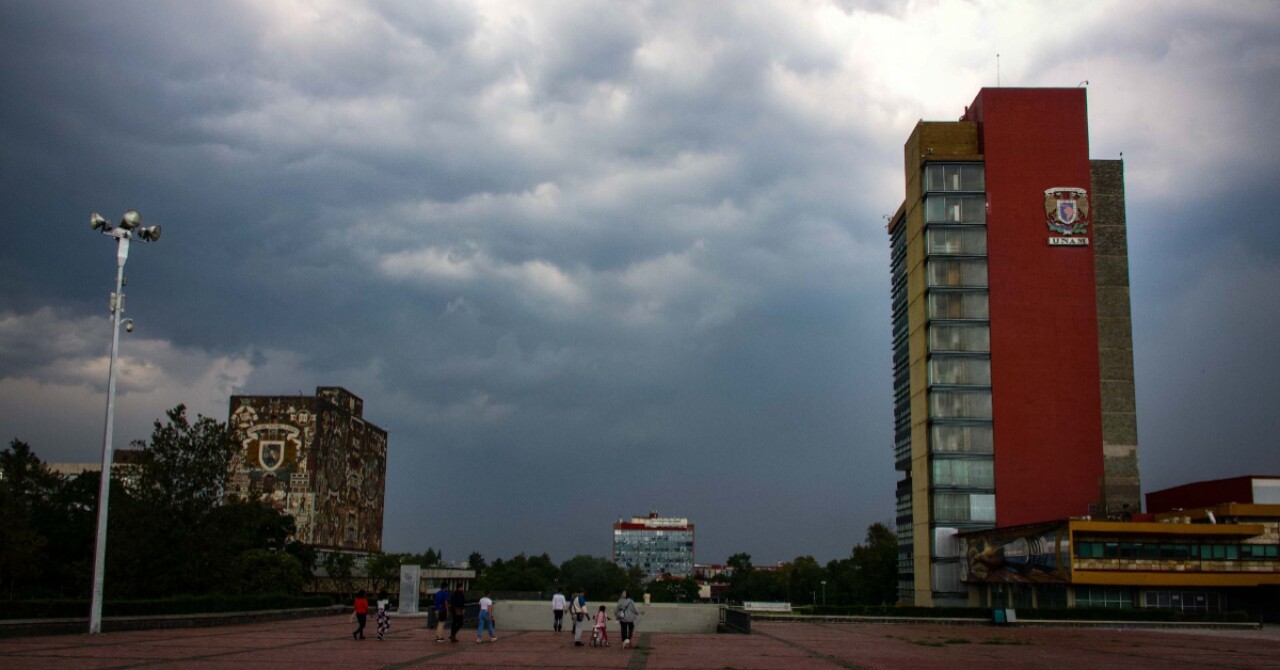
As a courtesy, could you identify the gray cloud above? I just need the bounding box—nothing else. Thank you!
[2,1,1279,565]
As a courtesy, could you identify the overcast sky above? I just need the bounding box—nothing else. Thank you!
[2,0,1279,566]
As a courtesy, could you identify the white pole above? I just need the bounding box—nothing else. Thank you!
[89,234,129,635]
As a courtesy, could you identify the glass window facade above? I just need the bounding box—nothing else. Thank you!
[929,390,992,420]
[929,357,991,386]
[933,493,996,523]
[927,227,987,255]
[1074,541,1280,561]
[929,324,990,353]
[917,162,992,603]
[1075,587,1134,609]
[925,195,986,224]
[613,528,694,578]
[926,259,988,287]
[926,163,985,192]
[931,425,993,453]
[932,458,994,488]
[928,292,988,320]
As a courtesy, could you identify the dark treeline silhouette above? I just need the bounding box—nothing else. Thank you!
[0,406,312,601]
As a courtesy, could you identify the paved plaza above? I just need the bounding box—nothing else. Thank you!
[2,616,1279,669]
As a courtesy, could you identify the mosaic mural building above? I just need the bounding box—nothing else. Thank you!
[227,387,387,552]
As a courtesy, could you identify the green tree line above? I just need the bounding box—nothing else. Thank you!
[363,523,897,606]
[0,405,311,601]
[3,404,897,607]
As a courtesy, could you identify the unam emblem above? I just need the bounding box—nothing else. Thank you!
[1044,187,1089,235]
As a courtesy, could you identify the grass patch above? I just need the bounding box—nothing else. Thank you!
[944,638,971,644]
[980,637,1032,646]
[912,640,946,647]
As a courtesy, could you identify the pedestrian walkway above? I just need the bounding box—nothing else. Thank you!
[2,615,1278,669]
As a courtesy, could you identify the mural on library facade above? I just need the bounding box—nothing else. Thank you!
[228,393,387,552]
[961,522,1071,583]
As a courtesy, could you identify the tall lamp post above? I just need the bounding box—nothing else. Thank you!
[88,210,161,635]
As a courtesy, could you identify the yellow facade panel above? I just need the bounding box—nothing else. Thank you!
[1072,571,1280,587]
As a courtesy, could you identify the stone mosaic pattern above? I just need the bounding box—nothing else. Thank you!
[227,387,387,552]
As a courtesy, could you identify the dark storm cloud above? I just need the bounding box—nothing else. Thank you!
[3,1,1280,566]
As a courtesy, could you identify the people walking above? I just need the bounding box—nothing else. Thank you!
[433,582,450,643]
[616,590,640,648]
[448,583,467,642]
[351,590,369,640]
[475,591,497,642]
[375,591,391,640]
[551,588,566,632]
[570,590,588,646]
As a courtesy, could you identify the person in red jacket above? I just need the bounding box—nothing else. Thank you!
[352,590,369,640]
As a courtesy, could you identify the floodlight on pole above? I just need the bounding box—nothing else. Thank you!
[88,210,161,635]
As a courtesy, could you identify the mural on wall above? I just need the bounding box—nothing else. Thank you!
[227,387,387,552]
[961,522,1072,584]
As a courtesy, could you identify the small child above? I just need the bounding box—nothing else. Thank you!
[375,591,391,640]
[592,605,610,646]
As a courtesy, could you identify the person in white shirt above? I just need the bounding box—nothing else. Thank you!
[476,591,497,643]
[551,588,567,632]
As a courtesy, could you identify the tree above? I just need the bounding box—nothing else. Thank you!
[286,540,318,578]
[0,439,61,598]
[848,523,898,605]
[558,555,640,600]
[235,549,304,594]
[323,551,357,599]
[366,552,408,595]
[468,551,487,573]
[104,406,238,598]
[645,576,700,602]
[404,547,442,567]
[725,552,753,603]
[131,405,234,520]
[481,553,559,592]
[785,555,826,606]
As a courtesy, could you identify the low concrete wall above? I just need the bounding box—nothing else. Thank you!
[395,600,721,634]
[0,605,344,638]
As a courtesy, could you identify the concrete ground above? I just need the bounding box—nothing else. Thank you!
[2,615,1279,669]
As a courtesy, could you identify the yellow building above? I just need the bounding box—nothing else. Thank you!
[958,477,1280,616]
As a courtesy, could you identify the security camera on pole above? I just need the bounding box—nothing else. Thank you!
[87,210,161,635]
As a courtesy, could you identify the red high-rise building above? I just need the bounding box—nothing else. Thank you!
[888,88,1139,605]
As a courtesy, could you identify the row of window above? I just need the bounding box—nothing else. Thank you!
[926,195,986,224]
[930,390,992,420]
[932,424,993,453]
[1074,541,1280,561]
[1075,587,1227,612]
[932,458,994,488]
[934,492,996,523]
[927,227,987,255]
[929,291,988,320]
[919,164,989,600]
[927,259,987,288]
[930,357,991,386]
[925,164,985,193]
[930,324,989,352]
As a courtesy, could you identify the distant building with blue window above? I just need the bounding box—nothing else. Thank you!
[613,512,695,579]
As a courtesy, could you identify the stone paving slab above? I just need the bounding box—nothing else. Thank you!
[2,615,1279,669]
